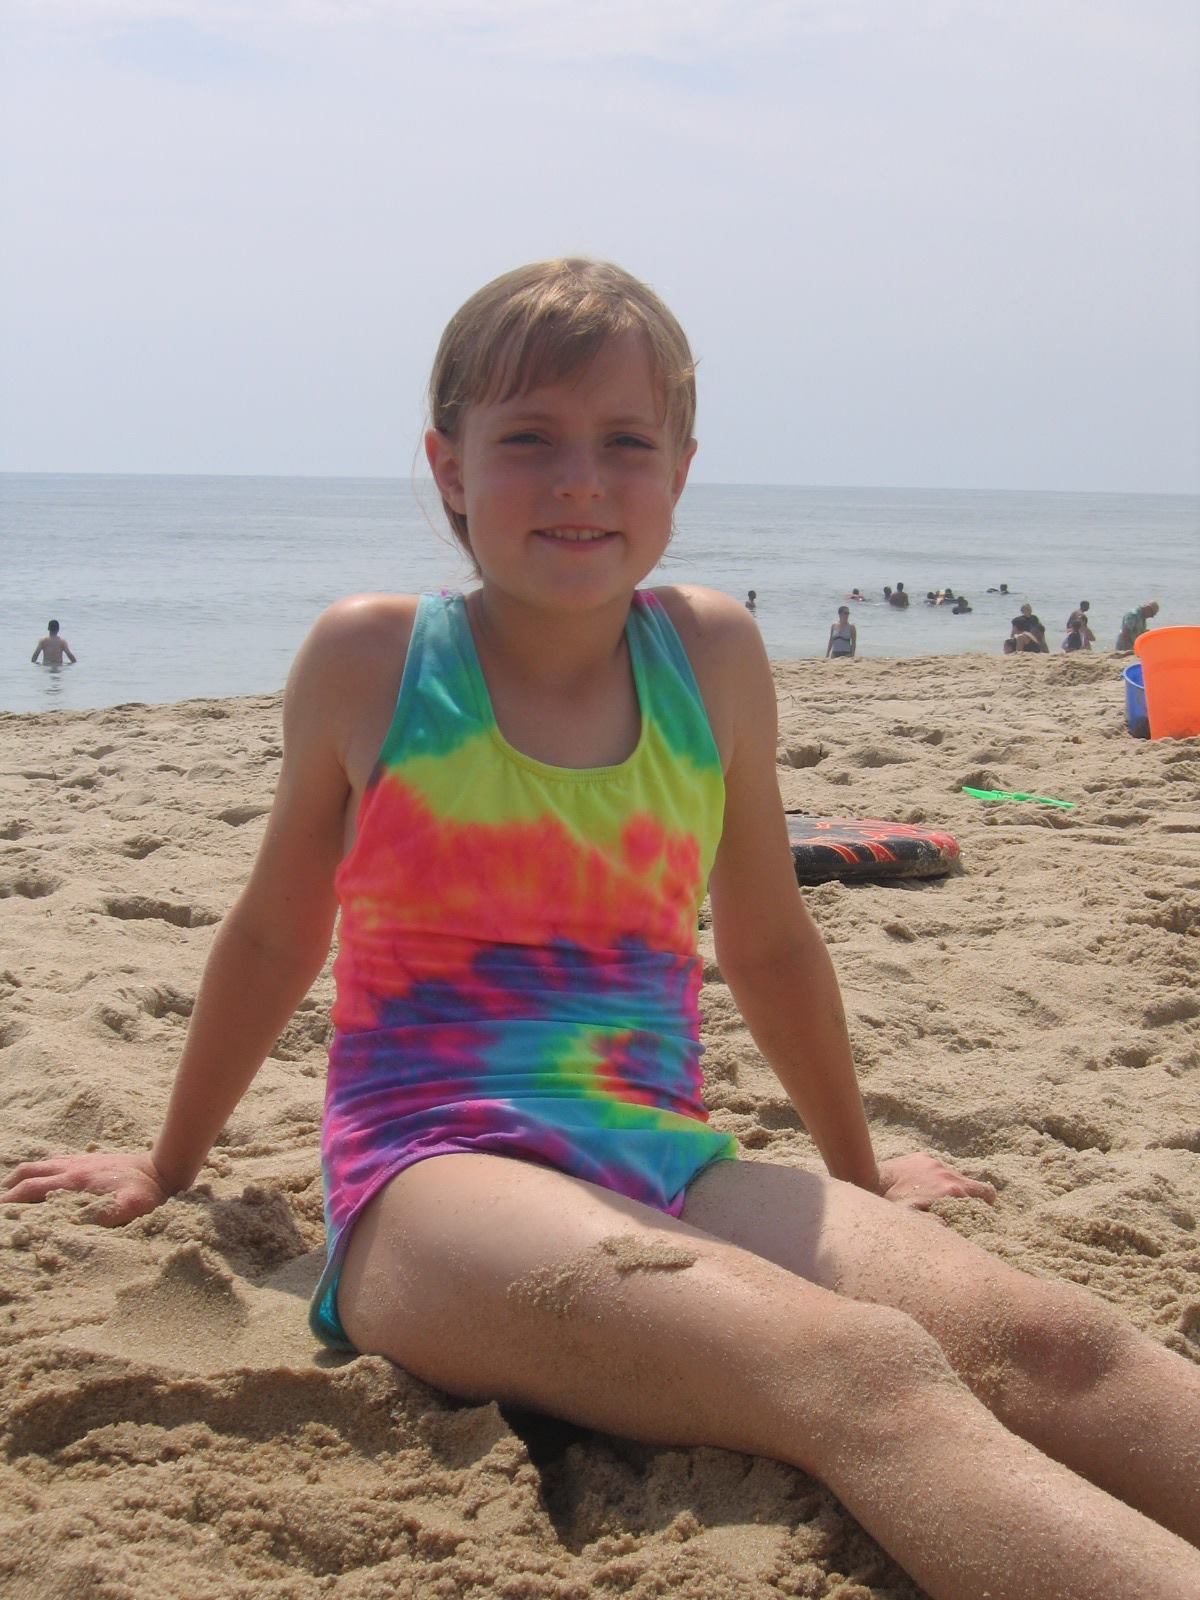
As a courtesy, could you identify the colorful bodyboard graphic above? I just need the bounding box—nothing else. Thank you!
[786,813,960,884]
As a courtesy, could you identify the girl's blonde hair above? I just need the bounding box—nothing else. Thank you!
[429,258,696,560]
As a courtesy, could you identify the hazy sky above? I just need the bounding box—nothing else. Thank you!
[2,0,1197,490]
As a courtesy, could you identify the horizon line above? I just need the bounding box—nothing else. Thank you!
[1,468,1197,500]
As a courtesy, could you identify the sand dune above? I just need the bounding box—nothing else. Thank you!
[2,653,1197,1598]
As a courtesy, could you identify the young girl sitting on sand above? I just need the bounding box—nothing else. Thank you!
[6,260,1199,1600]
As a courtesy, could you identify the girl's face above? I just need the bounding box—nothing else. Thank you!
[426,332,695,613]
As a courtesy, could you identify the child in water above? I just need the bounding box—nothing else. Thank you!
[5,260,1199,1600]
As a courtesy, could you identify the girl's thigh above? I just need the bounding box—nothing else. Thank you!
[334,1151,895,1457]
[680,1159,1086,1377]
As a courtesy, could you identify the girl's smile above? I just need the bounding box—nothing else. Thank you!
[533,525,617,545]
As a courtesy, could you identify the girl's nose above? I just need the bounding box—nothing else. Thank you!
[553,444,604,499]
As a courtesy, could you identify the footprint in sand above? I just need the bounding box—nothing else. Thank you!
[954,767,1004,793]
[0,869,60,899]
[846,742,911,769]
[101,895,220,929]
[1038,1114,1113,1154]
[217,804,271,826]
[119,833,168,859]
[1057,1215,1164,1258]
[91,983,195,1040]
[1143,993,1200,1028]
[134,983,194,1020]
[777,741,826,768]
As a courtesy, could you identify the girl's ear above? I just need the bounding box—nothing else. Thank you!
[425,429,467,516]
[669,438,698,507]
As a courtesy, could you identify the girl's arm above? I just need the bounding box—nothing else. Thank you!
[151,621,351,1192]
[703,600,990,1206]
[4,610,357,1220]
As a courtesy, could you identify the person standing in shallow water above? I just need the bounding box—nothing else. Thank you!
[31,620,76,666]
[825,605,857,659]
[5,258,1200,1600]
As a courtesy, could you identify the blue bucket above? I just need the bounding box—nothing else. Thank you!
[1124,661,1149,739]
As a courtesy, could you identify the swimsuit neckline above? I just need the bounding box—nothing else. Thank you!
[456,592,650,781]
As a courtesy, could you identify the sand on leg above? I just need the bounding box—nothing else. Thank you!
[336,1152,1200,1600]
[682,1158,1200,1547]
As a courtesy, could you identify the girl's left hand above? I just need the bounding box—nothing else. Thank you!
[876,1153,996,1210]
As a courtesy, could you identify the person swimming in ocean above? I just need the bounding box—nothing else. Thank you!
[30,619,77,667]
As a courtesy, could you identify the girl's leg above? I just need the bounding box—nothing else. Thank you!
[337,1153,1200,1600]
[682,1159,1200,1546]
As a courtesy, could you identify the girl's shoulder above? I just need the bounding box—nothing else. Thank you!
[308,591,422,649]
[645,583,758,650]
[288,594,422,785]
[297,592,423,690]
[644,586,768,767]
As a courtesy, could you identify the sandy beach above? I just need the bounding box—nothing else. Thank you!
[2,651,1197,1599]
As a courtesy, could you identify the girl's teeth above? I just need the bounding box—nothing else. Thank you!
[541,529,607,542]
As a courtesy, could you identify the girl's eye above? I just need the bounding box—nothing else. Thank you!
[611,434,655,450]
[501,431,547,445]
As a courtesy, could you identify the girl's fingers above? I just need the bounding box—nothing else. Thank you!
[4,1161,128,1204]
[2,1173,75,1204]
[3,1158,69,1189]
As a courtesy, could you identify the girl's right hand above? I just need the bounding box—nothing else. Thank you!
[2,1151,174,1225]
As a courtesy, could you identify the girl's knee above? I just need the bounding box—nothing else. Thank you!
[1002,1278,1135,1394]
[792,1299,967,1467]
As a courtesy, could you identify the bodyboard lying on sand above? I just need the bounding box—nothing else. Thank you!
[786,814,960,885]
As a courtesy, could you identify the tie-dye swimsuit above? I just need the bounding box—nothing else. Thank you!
[310,590,738,1347]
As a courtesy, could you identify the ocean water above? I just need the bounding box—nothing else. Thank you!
[2,473,1197,715]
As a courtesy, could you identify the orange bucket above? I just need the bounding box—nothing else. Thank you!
[1134,626,1200,739]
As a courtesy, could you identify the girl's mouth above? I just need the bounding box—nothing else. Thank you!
[534,527,616,545]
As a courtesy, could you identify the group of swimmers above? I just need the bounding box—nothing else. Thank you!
[844,582,916,608]
[822,582,976,659]
[841,583,973,613]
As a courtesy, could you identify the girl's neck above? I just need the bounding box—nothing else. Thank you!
[466,585,636,697]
